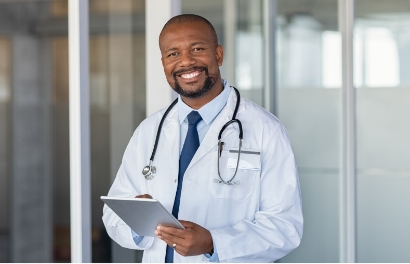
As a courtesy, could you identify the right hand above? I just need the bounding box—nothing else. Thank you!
[135,194,152,199]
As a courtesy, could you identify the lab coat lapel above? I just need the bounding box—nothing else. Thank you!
[162,108,180,179]
[187,89,243,171]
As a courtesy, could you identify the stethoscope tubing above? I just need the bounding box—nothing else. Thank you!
[149,98,178,162]
[142,86,243,183]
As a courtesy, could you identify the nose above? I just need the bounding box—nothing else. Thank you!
[179,51,196,67]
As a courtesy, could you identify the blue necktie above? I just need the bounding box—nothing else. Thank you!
[165,111,202,263]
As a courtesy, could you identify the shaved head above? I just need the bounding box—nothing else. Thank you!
[160,14,218,47]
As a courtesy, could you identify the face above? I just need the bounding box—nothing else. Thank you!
[159,22,223,99]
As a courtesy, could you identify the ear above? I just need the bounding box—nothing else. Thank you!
[216,45,224,66]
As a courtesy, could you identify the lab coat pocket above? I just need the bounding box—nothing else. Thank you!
[209,149,260,201]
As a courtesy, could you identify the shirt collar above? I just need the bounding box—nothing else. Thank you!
[178,79,232,125]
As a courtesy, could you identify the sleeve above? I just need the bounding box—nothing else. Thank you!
[209,124,303,262]
[102,129,155,250]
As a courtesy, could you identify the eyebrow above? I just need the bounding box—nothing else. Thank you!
[163,41,209,53]
[190,41,208,46]
[164,47,178,53]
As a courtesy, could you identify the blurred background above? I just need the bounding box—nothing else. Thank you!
[0,0,409,262]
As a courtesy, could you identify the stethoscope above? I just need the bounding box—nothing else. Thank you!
[142,87,243,185]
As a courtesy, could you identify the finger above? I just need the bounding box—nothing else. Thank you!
[135,194,152,199]
[159,231,185,245]
[157,225,188,239]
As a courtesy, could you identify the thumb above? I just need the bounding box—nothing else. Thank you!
[179,220,195,229]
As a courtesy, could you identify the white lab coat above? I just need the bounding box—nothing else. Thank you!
[103,89,303,262]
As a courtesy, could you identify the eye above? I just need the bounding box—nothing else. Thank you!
[193,47,204,52]
[167,52,178,57]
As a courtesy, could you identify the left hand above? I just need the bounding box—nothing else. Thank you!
[155,220,213,257]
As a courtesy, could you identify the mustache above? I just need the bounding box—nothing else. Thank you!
[173,66,208,78]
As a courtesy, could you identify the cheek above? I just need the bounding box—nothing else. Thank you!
[162,64,174,79]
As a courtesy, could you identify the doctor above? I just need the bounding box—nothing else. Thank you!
[103,14,303,262]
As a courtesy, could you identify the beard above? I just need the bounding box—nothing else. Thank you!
[171,66,217,98]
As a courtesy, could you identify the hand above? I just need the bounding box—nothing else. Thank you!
[155,220,213,257]
[135,194,152,199]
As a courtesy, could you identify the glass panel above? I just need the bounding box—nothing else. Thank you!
[276,0,341,262]
[44,1,147,262]
[355,1,410,262]
[88,0,146,262]
[181,0,225,73]
[0,36,11,264]
[53,36,71,263]
[0,1,68,262]
[182,0,265,106]
[236,0,264,105]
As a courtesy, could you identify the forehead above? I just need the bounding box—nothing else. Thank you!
[159,22,214,50]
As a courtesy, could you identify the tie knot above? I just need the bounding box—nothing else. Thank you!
[187,111,202,126]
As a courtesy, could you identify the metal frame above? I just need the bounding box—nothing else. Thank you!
[223,0,237,87]
[68,0,91,262]
[339,0,356,262]
[263,0,277,114]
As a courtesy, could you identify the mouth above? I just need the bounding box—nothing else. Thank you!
[173,67,207,83]
[178,70,202,79]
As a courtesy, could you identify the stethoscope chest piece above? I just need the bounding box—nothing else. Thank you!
[142,161,156,180]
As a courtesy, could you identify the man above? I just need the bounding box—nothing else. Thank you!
[103,14,303,262]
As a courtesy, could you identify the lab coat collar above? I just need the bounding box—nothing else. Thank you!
[187,82,247,172]
[161,79,246,175]
[177,79,232,125]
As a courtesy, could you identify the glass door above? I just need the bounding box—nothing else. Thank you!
[355,0,410,262]
[276,1,342,262]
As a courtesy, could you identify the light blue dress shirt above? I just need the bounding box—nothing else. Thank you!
[132,80,232,262]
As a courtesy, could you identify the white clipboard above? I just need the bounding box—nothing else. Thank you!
[101,196,185,237]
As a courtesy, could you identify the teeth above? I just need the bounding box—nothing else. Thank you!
[181,71,200,79]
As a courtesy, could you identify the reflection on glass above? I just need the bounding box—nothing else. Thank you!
[276,0,341,262]
[236,0,264,105]
[87,1,146,262]
[0,37,10,263]
[322,31,342,88]
[0,0,146,262]
[0,1,68,262]
[355,0,410,89]
[355,0,410,262]
[355,26,401,88]
[182,0,265,106]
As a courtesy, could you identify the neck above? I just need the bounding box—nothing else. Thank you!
[180,78,223,110]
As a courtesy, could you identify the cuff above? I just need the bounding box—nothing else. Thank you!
[131,229,144,245]
[204,241,219,262]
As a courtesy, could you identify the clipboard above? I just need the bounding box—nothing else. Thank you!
[101,196,185,237]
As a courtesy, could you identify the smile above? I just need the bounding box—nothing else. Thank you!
[178,70,202,79]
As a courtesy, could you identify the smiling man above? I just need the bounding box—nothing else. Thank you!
[103,14,303,263]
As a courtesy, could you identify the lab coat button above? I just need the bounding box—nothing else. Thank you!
[174,179,177,183]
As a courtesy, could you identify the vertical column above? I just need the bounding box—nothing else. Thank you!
[146,0,181,117]
[69,0,91,262]
[338,0,356,262]
[223,0,237,87]
[0,37,11,263]
[11,35,53,263]
[263,0,277,114]
[107,1,138,262]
